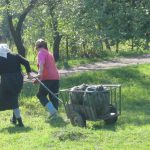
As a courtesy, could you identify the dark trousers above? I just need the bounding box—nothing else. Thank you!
[37,80,59,110]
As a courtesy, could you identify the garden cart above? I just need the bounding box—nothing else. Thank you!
[60,84,121,127]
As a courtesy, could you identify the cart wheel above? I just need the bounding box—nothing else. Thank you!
[70,111,86,127]
[104,105,118,124]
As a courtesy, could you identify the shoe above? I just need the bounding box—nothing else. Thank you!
[48,112,58,120]
[10,118,17,125]
[17,118,24,127]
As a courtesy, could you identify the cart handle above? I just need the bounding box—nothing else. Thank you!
[34,77,63,103]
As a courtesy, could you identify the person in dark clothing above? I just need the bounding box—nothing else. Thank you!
[0,44,32,127]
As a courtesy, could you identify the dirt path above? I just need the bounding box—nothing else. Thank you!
[59,54,150,77]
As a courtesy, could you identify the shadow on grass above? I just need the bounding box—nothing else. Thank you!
[21,82,39,98]
[0,126,32,134]
[78,97,150,130]
[45,115,69,127]
[90,122,117,131]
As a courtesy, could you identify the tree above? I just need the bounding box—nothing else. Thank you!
[45,0,62,61]
[5,0,38,56]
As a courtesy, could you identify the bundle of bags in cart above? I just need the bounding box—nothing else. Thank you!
[69,84,110,116]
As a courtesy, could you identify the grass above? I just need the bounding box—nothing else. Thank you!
[57,49,150,69]
[0,63,150,150]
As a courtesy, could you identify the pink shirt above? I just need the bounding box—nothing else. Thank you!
[38,48,59,80]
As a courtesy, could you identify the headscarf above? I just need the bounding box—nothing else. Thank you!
[0,44,11,58]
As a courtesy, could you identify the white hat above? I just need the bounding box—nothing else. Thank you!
[0,44,11,58]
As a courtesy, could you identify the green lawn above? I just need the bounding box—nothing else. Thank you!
[0,63,150,150]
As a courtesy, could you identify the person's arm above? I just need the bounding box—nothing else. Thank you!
[32,57,44,84]
[17,54,32,79]
[36,63,44,78]
[36,51,45,79]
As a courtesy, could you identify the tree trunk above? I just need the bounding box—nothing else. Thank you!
[50,10,62,62]
[104,38,111,51]
[53,31,62,61]
[144,32,149,50]
[82,41,86,56]
[99,39,103,51]
[5,0,38,57]
[14,32,26,56]
[131,38,134,51]
[66,36,69,59]
[116,40,119,53]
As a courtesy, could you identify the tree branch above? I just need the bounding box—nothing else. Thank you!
[5,0,16,36]
[16,0,38,33]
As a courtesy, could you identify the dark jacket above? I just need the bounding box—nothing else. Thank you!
[0,53,31,110]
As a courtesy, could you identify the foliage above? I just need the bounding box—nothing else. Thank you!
[0,0,149,59]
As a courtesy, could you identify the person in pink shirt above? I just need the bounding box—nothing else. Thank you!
[34,39,60,117]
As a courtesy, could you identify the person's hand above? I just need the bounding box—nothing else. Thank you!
[30,72,40,79]
[32,79,39,84]
[29,72,41,84]
[34,73,41,79]
[27,73,33,80]
[32,74,41,84]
